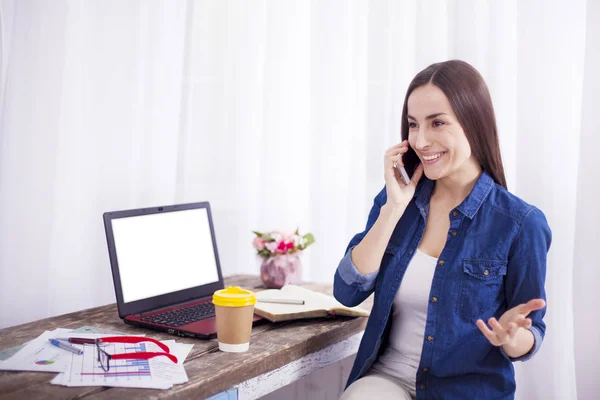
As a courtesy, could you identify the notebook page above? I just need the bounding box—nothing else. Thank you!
[281,285,368,315]
[255,286,333,316]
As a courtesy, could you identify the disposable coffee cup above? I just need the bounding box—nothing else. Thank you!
[212,286,257,352]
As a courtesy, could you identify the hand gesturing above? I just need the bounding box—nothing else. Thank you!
[476,299,545,347]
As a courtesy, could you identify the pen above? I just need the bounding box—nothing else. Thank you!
[55,337,96,345]
[257,298,305,305]
[48,338,83,355]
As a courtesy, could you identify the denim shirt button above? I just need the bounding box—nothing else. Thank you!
[452,210,458,217]
[427,335,434,341]
[422,367,429,372]
[420,384,426,390]
[438,260,445,266]
[451,231,457,237]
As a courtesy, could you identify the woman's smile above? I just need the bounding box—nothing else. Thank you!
[420,151,447,165]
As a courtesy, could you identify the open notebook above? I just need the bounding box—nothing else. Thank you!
[254,285,370,322]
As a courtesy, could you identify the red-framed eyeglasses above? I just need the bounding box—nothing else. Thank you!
[58,336,178,372]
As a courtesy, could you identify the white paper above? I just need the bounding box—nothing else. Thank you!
[150,341,194,385]
[50,335,193,390]
[49,331,144,386]
[3,329,194,390]
[0,329,74,373]
[160,340,194,364]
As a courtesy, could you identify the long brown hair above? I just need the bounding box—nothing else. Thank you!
[400,60,507,189]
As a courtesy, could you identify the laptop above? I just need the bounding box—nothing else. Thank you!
[103,201,262,339]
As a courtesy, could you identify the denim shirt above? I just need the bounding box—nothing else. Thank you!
[334,171,551,399]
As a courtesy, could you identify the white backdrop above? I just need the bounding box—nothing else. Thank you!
[0,1,598,399]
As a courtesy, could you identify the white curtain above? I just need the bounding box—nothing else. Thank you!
[1,1,597,399]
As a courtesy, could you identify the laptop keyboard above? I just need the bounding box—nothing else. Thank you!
[141,302,215,327]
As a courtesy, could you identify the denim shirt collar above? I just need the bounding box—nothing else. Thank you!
[415,170,495,219]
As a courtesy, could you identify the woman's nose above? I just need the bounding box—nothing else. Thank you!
[414,129,431,149]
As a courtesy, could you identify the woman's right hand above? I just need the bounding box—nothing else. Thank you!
[384,141,424,208]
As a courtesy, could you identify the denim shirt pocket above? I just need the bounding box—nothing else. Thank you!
[456,259,507,320]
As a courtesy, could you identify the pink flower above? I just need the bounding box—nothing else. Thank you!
[252,236,265,250]
[265,241,278,253]
[276,240,294,254]
[271,232,282,242]
[275,241,286,253]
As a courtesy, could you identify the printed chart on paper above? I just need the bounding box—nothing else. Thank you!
[66,342,155,385]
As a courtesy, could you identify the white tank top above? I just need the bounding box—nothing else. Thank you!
[371,248,438,392]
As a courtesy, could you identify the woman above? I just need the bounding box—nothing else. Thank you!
[335,60,551,400]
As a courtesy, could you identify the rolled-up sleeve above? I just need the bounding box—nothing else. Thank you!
[333,187,386,307]
[501,207,552,362]
[337,245,379,291]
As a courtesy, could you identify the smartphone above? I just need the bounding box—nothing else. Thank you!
[394,159,411,185]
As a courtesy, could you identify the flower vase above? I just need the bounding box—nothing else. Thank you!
[260,253,303,289]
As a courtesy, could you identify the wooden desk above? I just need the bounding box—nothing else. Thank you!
[0,275,373,399]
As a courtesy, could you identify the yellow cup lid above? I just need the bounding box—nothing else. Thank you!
[212,286,256,307]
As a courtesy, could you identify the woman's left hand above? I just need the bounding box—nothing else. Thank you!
[476,299,545,347]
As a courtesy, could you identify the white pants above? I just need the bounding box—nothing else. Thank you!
[340,370,416,400]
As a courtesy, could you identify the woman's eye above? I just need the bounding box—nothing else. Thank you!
[408,122,417,129]
[433,120,445,127]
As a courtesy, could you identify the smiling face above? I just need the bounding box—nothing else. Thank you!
[406,83,481,182]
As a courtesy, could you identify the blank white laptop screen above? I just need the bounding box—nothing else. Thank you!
[111,208,219,303]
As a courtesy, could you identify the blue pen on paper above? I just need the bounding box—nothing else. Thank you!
[48,338,83,355]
